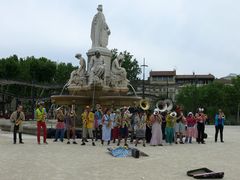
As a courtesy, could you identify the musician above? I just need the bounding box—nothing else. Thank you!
[65,108,77,144]
[185,112,196,143]
[53,107,65,142]
[175,106,186,144]
[35,101,48,144]
[165,111,177,145]
[145,110,152,143]
[195,108,207,144]
[10,105,25,144]
[214,109,225,143]
[112,109,121,143]
[81,106,95,146]
[150,108,163,146]
[94,104,103,141]
[134,109,146,147]
[117,106,131,147]
[101,108,112,145]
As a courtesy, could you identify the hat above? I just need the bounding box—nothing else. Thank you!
[188,112,193,116]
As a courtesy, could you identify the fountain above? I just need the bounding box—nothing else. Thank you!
[51,4,141,108]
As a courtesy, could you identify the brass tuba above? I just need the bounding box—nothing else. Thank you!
[156,99,173,112]
[140,99,150,110]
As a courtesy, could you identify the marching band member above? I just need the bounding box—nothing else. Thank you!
[65,108,77,144]
[150,108,163,146]
[134,109,146,147]
[145,111,152,143]
[101,108,112,145]
[117,106,131,147]
[185,112,196,143]
[195,108,207,144]
[215,109,225,143]
[111,109,120,143]
[53,107,65,142]
[81,106,95,146]
[10,105,25,144]
[165,111,176,145]
[94,104,103,141]
[175,107,186,144]
[35,101,48,144]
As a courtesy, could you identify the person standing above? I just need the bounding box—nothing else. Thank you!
[111,109,120,143]
[117,107,131,147]
[195,108,207,144]
[145,111,152,143]
[165,112,176,145]
[150,109,163,146]
[101,109,112,145]
[185,112,196,143]
[65,108,77,144]
[81,106,95,146]
[35,102,48,144]
[175,110,186,144]
[134,110,146,147]
[215,109,225,143]
[10,105,25,144]
[53,107,65,142]
[94,104,103,141]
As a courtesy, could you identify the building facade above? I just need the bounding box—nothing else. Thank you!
[131,70,215,103]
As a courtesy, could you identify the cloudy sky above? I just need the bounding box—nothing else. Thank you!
[0,0,239,78]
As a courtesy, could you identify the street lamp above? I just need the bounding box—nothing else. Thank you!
[141,58,148,99]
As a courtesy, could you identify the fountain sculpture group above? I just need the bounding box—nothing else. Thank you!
[51,5,141,107]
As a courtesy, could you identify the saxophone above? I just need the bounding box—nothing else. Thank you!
[15,117,22,126]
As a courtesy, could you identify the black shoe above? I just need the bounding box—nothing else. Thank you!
[53,139,57,142]
[143,144,146,147]
[81,142,86,145]
[221,141,224,143]
[180,141,184,144]
[73,141,77,144]
[135,144,137,147]
[201,141,205,144]
[158,144,163,146]
[124,143,128,147]
[19,141,24,144]
[85,139,89,142]
[117,143,120,146]
[13,142,16,144]
[107,141,110,145]
[67,141,70,144]
[92,142,96,146]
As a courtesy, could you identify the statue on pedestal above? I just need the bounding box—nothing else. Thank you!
[111,54,129,87]
[67,54,87,86]
[88,51,105,86]
[91,4,111,48]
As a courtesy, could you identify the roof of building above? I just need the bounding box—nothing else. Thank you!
[176,74,215,79]
[150,71,176,77]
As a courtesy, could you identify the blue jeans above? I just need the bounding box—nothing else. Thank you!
[55,128,65,141]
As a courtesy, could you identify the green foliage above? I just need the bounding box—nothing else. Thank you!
[176,77,240,125]
[111,49,141,81]
[0,55,77,84]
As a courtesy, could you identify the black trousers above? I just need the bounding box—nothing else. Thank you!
[161,122,166,140]
[215,124,224,142]
[13,125,22,143]
[145,126,152,143]
[197,122,205,143]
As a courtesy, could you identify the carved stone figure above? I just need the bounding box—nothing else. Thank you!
[111,54,129,87]
[88,51,105,85]
[91,5,111,48]
[68,54,87,86]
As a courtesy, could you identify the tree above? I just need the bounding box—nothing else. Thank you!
[111,49,141,81]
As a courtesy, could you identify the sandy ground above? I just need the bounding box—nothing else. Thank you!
[0,125,239,180]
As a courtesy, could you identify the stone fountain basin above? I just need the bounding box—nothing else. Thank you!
[51,95,141,107]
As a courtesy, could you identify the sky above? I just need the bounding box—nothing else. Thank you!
[0,0,239,79]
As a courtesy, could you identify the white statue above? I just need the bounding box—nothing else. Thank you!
[91,4,111,48]
[67,54,87,86]
[88,51,105,85]
[111,54,129,87]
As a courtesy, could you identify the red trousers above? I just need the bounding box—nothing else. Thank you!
[37,121,47,143]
